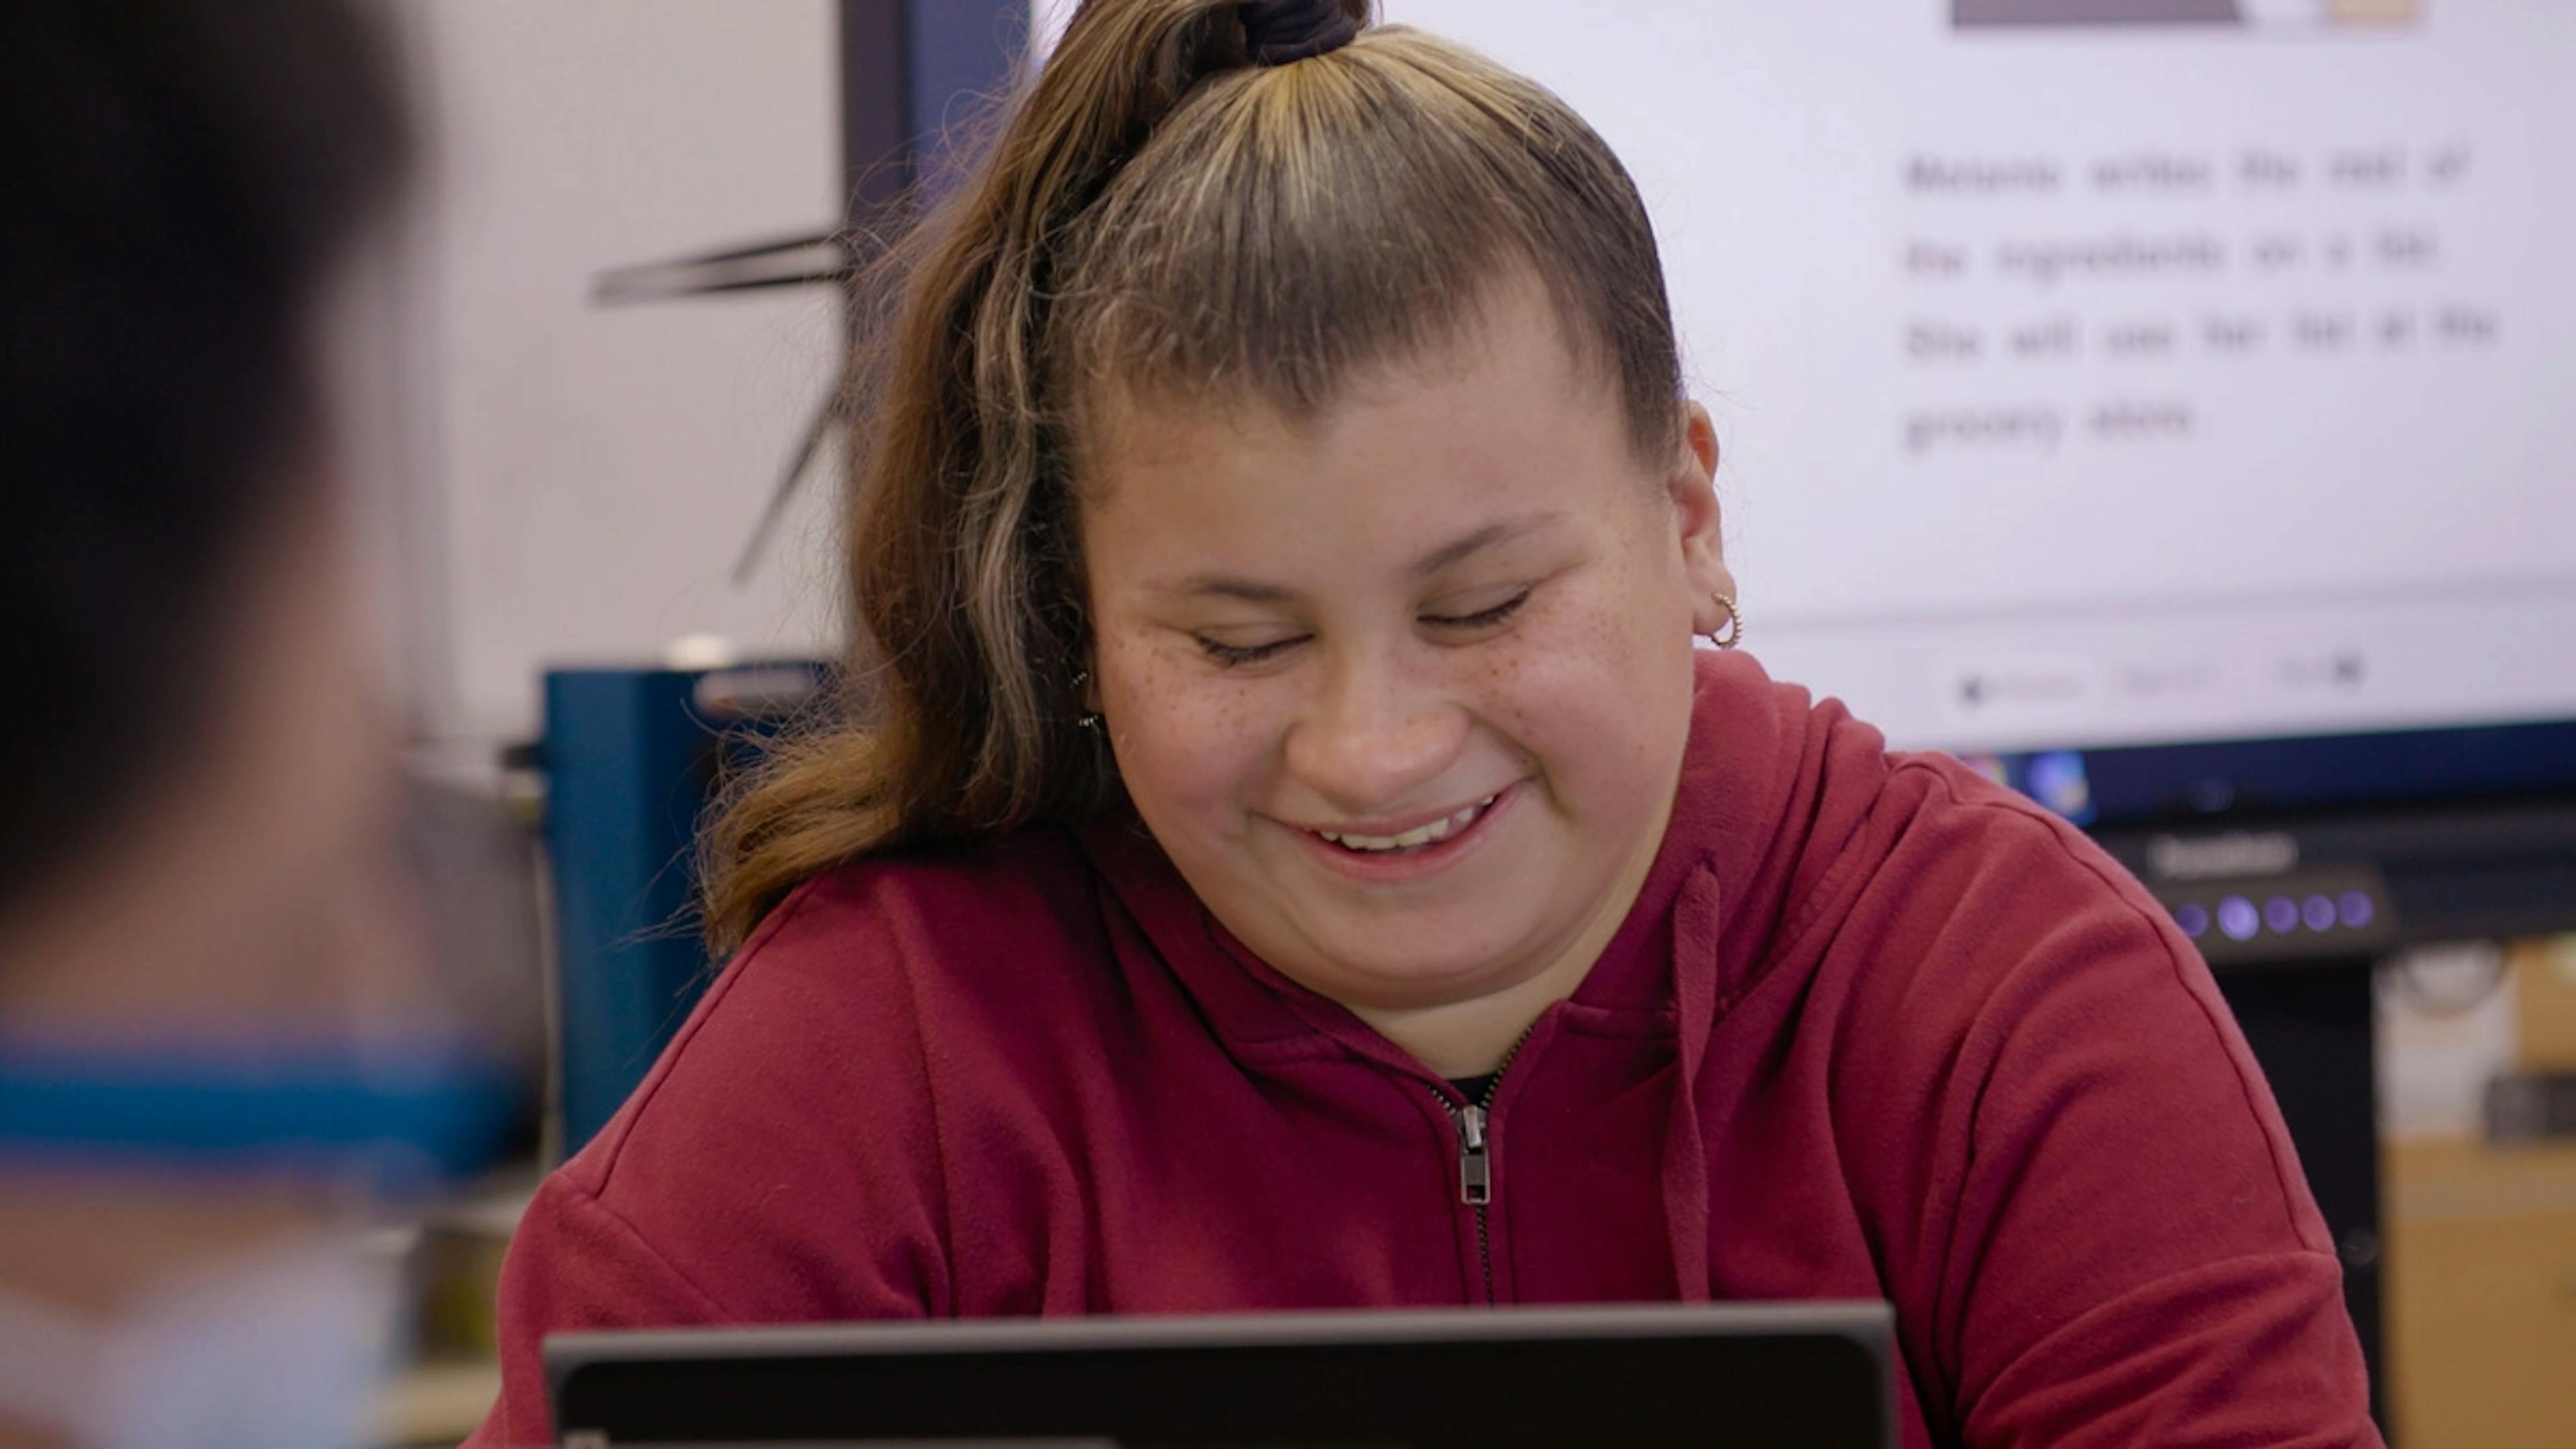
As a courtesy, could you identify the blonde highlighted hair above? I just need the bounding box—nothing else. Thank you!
[700,0,1684,953]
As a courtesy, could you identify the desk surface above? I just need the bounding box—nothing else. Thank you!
[2384,1135,2576,1449]
[378,1358,500,1448]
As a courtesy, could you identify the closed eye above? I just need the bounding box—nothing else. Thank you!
[1424,587,1532,631]
[1195,634,1307,667]
[1193,586,1531,665]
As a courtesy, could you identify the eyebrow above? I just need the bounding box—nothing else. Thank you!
[1147,510,1570,602]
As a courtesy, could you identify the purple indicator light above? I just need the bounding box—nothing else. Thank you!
[2338,891,2376,929]
[2264,896,2300,934]
[2172,902,2210,939]
[2217,896,2261,942]
[2302,895,2337,932]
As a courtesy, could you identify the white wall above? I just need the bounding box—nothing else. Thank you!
[386,0,846,749]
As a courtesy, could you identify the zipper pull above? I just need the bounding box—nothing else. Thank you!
[1452,1104,1491,1205]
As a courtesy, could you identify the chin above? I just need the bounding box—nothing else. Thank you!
[1293,916,1538,1006]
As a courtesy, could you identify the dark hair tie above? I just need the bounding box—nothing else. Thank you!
[1240,0,1361,66]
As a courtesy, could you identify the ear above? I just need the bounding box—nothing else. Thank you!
[1665,402,1737,635]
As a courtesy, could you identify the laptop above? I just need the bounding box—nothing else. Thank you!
[547,1301,1898,1448]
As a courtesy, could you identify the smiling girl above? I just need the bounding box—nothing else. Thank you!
[471,3,2378,1444]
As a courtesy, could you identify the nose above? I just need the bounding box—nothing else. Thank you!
[1283,645,1468,815]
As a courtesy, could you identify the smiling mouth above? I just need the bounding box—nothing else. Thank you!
[1311,794,1501,855]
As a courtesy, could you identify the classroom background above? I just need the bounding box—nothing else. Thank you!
[304,3,2575,1443]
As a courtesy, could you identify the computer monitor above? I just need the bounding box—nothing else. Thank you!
[547,1302,1897,1448]
[1018,1,2576,765]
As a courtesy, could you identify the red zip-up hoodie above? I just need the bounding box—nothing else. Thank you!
[469,652,2379,1447]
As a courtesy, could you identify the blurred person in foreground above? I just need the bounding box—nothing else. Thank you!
[0,5,508,1446]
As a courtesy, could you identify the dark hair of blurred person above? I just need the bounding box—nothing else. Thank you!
[0,5,455,1446]
[0,0,407,911]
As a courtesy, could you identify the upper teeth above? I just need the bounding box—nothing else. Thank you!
[1319,795,1498,853]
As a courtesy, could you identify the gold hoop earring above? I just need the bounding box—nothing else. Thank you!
[1704,592,1743,651]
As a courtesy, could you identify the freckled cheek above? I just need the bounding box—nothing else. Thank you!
[1466,601,1690,792]
[1099,643,1285,820]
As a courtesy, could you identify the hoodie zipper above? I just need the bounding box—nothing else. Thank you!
[1444,1022,1540,1303]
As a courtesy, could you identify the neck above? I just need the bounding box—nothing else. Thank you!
[1347,948,1593,1079]
[0,1174,314,1318]
[0,1177,313,1449]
